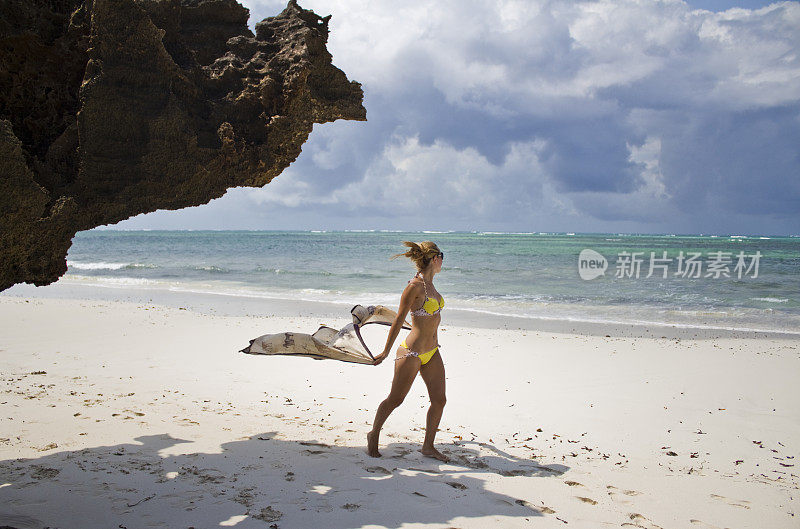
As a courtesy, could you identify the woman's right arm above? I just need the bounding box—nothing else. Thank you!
[373,282,417,365]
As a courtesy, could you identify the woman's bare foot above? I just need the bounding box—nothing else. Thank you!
[367,430,381,457]
[420,445,449,462]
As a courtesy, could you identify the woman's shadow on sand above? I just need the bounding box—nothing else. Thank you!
[0,432,569,528]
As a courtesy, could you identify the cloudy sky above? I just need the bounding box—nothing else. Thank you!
[113,0,800,235]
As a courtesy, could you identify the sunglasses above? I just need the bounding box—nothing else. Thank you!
[437,252,444,260]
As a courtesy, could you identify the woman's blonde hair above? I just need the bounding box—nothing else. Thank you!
[391,241,442,272]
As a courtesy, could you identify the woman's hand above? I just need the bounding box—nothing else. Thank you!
[372,352,390,365]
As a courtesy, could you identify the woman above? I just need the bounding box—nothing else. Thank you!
[368,241,448,462]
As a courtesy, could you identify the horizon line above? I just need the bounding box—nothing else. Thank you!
[86,228,800,238]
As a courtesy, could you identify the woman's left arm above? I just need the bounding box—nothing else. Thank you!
[373,282,417,365]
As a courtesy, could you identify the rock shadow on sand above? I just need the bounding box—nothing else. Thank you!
[0,432,570,528]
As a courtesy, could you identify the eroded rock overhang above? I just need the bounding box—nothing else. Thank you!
[0,0,366,290]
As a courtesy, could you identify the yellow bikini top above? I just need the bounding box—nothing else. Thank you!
[408,272,444,317]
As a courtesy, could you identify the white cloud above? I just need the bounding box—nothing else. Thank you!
[628,136,670,200]
[315,134,584,224]
[302,0,799,113]
[248,169,334,207]
[119,0,800,233]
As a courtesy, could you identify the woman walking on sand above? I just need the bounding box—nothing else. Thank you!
[368,241,448,462]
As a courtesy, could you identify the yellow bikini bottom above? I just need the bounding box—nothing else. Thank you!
[398,339,439,365]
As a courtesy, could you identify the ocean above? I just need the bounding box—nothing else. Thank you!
[19,229,798,336]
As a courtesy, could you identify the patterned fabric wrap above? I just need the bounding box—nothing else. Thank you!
[240,305,411,364]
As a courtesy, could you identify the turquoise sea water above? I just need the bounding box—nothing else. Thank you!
[50,230,800,334]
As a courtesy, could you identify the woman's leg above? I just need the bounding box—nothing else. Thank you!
[419,350,448,461]
[367,355,420,457]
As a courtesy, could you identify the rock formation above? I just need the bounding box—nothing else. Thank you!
[0,0,365,291]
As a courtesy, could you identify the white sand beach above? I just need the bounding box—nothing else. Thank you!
[0,295,797,528]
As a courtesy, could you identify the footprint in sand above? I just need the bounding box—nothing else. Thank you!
[341,503,360,511]
[564,480,583,487]
[408,467,441,475]
[391,447,413,458]
[444,481,468,490]
[515,499,555,514]
[710,494,750,509]
[690,520,728,529]
[182,466,225,484]
[251,506,282,522]
[30,466,60,480]
[365,466,392,475]
[576,496,598,505]
[233,487,256,508]
[607,485,642,504]
[623,513,664,529]
[299,441,331,448]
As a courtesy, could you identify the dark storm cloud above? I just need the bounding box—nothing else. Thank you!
[659,104,800,215]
